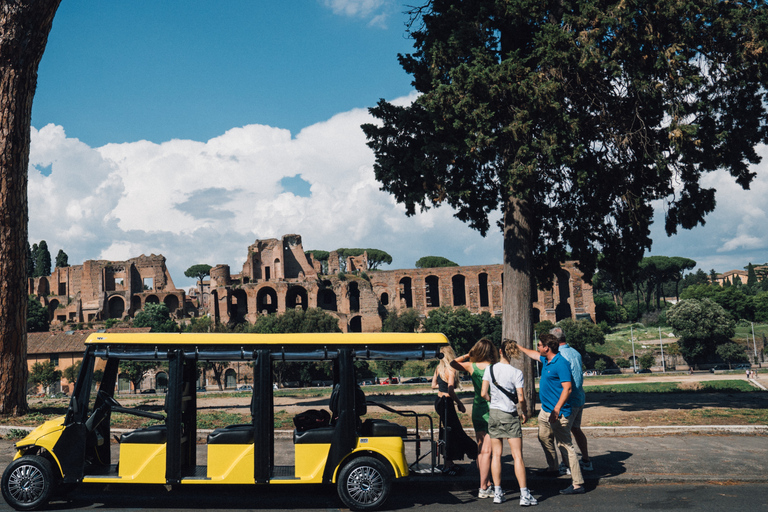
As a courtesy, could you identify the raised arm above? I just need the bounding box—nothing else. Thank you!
[450,353,472,373]
[518,344,540,361]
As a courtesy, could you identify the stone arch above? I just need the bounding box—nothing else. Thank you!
[380,292,389,306]
[478,273,490,308]
[555,269,572,322]
[318,288,337,312]
[286,286,308,310]
[224,368,237,389]
[164,294,180,314]
[425,275,440,308]
[452,274,466,306]
[130,295,142,317]
[232,289,250,321]
[256,286,278,315]
[48,299,59,321]
[348,315,362,332]
[348,281,360,313]
[156,371,168,391]
[274,258,282,280]
[37,277,49,296]
[145,295,159,305]
[108,296,125,319]
[399,277,413,308]
[532,307,541,325]
[211,289,219,320]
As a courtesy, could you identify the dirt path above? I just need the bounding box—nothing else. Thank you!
[196,372,767,428]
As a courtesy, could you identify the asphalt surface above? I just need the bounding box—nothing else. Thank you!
[2,425,766,490]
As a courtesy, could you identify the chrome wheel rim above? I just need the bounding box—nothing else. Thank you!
[7,464,46,504]
[345,465,384,505]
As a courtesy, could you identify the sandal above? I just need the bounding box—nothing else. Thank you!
[442,465,464,476]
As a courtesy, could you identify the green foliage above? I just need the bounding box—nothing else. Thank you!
[584,380,755,394]
[381,308,423,333]
[104,318,121,329]
[594,294,627,325]
[558,318,605,354]
[364,249,393,270]
[593,360,607,373]
[119,361,158,392]
[615,358,631,369]
[133,303,179,332]
[715,342,748,368]
[534,320,555,339]
[184,315,231,333]
[62,361,81,384]
[378,360,405,379]
[747,263,758,288]
[638,353,655,370]
[27,296,49,332]
[666,299,736,364]
[306,250,330,274]
[28,360,61,391]
[248,308,342,334]
[414,256,458,269]
[184,264,212,285]
[31,240,51,277]
[422,306,501,354]
[54,249,68,268]
[363,0,767,292]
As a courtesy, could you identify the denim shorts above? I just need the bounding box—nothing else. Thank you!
[488,408,522,439]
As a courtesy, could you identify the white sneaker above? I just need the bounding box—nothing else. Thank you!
[558,462,571,476]
[478,487,494,499]
[494,491,507,504]
[520,493,538,506]
[579,460,593,471]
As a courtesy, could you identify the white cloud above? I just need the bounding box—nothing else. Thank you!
[320,0,395,27]
[29,98,502,290]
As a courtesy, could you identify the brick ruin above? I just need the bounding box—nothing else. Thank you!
[28,254,185,327]
[203,234,594,332]
[28,234,594,332]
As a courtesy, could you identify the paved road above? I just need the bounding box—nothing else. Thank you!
[1,481,767,511]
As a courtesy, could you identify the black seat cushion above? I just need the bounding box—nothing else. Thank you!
[120,425,167,444]
[361,419,407,438]
[207,424,255,445]
[293,426,335,444]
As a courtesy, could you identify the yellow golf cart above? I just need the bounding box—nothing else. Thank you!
[2,332,446,511]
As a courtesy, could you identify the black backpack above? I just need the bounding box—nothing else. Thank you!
[293,409,331,432]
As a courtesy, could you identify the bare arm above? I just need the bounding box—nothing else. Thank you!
[431,369,439,389]
[518,345,540,361]
[446,370,466,413]
[450,353,472,373]
[481,379,490,402]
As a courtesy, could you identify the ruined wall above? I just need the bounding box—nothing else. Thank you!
[29,254,185,327]
[207,235,594,333]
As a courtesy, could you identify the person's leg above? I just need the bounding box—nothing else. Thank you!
[537,409,558,471]
[476,430,493,490]
[490,437,504,488]
[507,437,527,490]
[551,415,584,488]
[569,406,589,463]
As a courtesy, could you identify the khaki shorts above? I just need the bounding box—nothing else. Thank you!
[569,405,583,429]
[488,408,522,439]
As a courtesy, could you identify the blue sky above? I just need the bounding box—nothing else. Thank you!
[28,0,768,290]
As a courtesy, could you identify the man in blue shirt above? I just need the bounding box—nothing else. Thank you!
[519,333,585,495]
[550,327,592,475]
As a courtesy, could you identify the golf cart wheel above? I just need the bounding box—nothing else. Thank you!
[337,456,392,511]
[1,455,56,511]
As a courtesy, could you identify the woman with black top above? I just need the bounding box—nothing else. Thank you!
[432,345,478,475]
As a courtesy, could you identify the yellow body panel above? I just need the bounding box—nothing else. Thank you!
[346,437,409,479]
[13,417,66,475]
[117,443,167,482]
[206,444,254,483]
[293,443,331,482]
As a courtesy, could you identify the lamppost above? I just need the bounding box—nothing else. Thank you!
[630,325,638,373]
[658,326,666,372]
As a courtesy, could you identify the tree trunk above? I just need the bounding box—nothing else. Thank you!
[0,0,61,416]
[502,192,537,417]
